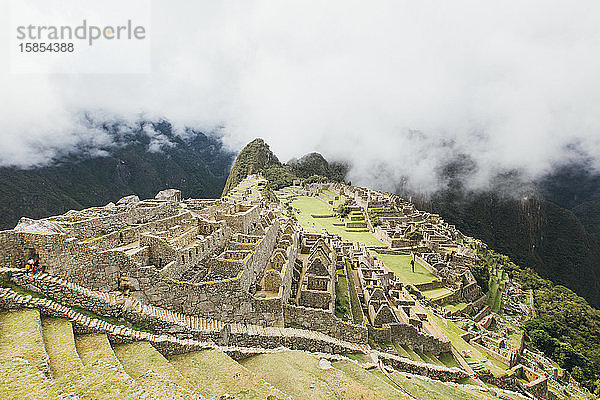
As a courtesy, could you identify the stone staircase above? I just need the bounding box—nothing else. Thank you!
[10,269,225,333]
[9,269,369,354]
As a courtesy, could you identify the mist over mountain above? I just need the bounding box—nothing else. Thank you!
[0,121,235,230]
[2,126,600,310]
[393,157,600,308]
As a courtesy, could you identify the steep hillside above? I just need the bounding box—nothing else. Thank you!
[538,163,600,246]
[286,152,348,182]
[0,122,234,230]
[221,138,281,196]
[415,186,600,308]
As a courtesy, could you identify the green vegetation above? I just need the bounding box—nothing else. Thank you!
[422,287,453,301]
[431,314,507,377]
[113,341,197,399]
[223,140,349,196]
[470,263,490,293]
[335,201,352,218]
[286,152,348,183]
[334,270,352,321]
[222,138,282,196]
[345,260,365,324]
[330,359,409,400]
[304,174,329,184]
[0,358,63,400]
[424,187,600,309]
[372,252,437,286]
[74,333,122,366]
[443,302,468,314]
[55,358,143,400]
[482,248,600,392]
[262,165,296,190]
[0,309,48,372]
[286,195,384,246]
[41,318,83,379]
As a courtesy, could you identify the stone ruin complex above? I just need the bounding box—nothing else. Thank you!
[0,173,587,399]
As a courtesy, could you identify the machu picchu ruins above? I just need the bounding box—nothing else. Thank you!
[0,158,595,400]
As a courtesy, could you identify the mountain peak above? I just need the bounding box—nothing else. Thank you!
[221,138,281,196]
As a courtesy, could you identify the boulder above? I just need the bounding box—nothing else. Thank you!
[117,195,140,205]
[155,189,182,202]
[13,217,66,234]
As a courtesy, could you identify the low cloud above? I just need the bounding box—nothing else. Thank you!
[1,1,600,191]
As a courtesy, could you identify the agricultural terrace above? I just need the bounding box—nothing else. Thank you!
[278,192,385,246]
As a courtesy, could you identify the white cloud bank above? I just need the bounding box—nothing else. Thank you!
[1,0,600,191]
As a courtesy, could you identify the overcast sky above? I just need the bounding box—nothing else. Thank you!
[2,1,600,192]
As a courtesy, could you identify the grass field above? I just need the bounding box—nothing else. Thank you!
[488,267,508,312]
[371,252,438,286]
[286,195,385,246]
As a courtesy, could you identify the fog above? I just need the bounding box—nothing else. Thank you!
[2,0,600,192]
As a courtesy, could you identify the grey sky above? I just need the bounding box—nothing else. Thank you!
[1,0,600,191]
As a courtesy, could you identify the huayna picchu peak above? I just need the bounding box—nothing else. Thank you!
[0,139,597,400]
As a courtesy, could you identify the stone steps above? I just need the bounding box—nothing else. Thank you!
[9,270,370,355]
[40,317,84,379]
[13,270,223,334]
[168,349,288,400]
[112,341,202,399]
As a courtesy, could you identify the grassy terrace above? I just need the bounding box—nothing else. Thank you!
[282,194,385,246]
[335,268,352,321]
[321,189,344,207]
[240,350,386,400]
[443,302,469,314]
[371,252,438,286]
[431,315,508,377]
[488,267,508,312]
[169,349,286,400]
[422,287,454,301]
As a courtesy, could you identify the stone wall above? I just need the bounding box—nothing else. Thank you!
[367,322,450,355]
[283,304,368,344]
[377,351,468,382]
[280,233,299,304]
[217,205,261,234]
[0,216,280,326]
[0,283,368,357]
[70,211,129,238]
